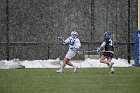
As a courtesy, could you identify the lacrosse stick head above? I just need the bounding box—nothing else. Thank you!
[58,36,62,39]
[58,36,64,41]
[57,36,65,45]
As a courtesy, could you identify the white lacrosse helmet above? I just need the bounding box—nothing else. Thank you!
[71,31,78,38]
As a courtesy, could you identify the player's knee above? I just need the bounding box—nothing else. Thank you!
[63,58,70,64]
[100,58,104,63]
[66,61,69,64]
[99,59,102,62]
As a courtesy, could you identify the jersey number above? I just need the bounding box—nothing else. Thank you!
[109,39,113,46]
[69,39,75,45]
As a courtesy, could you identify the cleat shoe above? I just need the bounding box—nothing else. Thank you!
[110,67,115,74]
[73,66,78,72]
[56,69,63,73]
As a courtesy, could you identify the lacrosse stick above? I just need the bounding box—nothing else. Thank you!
[96,48,114,54]
[58,36,66,44]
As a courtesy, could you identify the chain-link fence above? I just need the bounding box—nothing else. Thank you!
[0,0,137,61]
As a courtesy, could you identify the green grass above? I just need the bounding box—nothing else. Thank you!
[0,67,140,93]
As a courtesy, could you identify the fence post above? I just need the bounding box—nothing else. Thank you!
[91,0,95,40]
[47,44,50,59]
[6,0,10,61]
[127,0,131,64]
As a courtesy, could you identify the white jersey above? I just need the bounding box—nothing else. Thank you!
[64,36,81,59]
[64,36,81,50]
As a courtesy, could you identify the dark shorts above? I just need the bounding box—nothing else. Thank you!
[102,52,114,59]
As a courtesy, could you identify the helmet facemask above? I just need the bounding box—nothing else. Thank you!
[71,31,78,38]
[104,32,111,38]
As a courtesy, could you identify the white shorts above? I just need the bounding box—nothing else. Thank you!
[65,49,76,59]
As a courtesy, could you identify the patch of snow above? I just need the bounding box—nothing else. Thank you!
[0,58,132,69]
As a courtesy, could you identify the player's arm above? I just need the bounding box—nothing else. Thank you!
[96,42,106,52]
[63,37,72,45]
[74,39,81,49]
[100,42,106,50]
[58,36,66,45]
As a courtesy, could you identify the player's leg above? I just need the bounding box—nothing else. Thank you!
[107,53,114,68]
[62,57,70,69]
[107,53,115,73]
[100,53,109,64]
[56,50,71,73]
[108,58,115,74]
[100,52,114,66]
[66,50,77,72]
[56,57,69,73]
[107,57,114,68]
[67,61,78,72]
[56,50,77,73]
[100,56,107,63]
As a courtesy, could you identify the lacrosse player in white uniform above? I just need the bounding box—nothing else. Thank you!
[56,31,81,73]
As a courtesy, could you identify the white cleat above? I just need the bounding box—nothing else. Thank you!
[110,67,115,74]
[108,62,114,69]
[56,69,63,73]
[73,66,78,72]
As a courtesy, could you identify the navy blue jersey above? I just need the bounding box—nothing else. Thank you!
[101,37,114,52]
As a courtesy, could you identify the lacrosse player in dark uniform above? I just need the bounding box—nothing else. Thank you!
[97,32,115,73]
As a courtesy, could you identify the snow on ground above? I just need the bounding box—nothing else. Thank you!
[0,58,133,69]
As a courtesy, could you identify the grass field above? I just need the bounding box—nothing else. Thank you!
[0,67,140,93]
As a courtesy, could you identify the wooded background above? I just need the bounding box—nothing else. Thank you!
[0,0,137,60]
